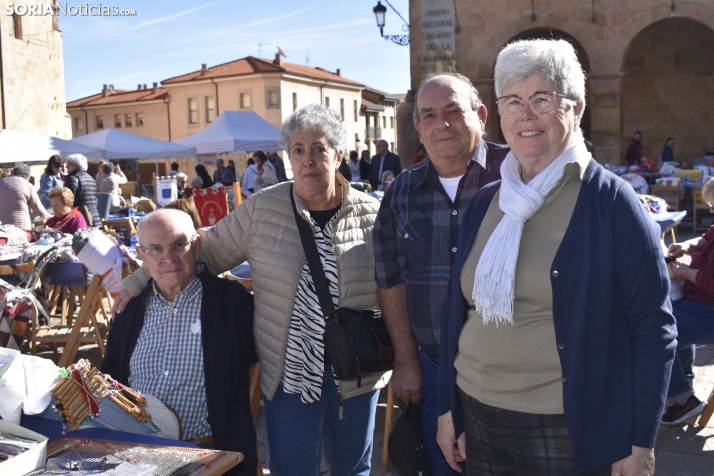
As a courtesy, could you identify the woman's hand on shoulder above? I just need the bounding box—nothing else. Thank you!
[111,288,134,320]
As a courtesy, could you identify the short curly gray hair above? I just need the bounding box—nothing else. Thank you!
[413,72,484,123]
[11,163,31,178]
[279,104,346,156]
[65,153,89,171]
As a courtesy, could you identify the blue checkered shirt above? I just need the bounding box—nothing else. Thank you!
[373,140,509,361]
[128,265,209,440]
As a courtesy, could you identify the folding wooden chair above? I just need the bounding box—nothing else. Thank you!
[248,363,263,476]
[699,387,714,427]
[381,381,407,471]
[29,275,108,366]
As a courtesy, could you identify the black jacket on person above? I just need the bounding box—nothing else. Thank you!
[101,267,257,475]
[359,159,371,182]
[338,158,352,181]
[369,151,402,190]
[199,173,214,188]
[65,168,100,227]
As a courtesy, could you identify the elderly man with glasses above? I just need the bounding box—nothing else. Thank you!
[101,209,257,475]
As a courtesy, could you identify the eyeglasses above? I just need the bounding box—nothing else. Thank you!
[137,235,197,258]
[496,91,569,117]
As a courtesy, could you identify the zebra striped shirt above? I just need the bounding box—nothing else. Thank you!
[281,212,340,404]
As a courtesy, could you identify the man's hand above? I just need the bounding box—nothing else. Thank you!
[437,412,465,472]
[111,288,133,319]
[392,352,422,404]
[611,446,654,476]
[378,284,422,403]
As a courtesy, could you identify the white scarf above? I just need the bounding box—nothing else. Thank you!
[472,139,588,326]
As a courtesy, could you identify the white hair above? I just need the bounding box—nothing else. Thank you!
[494,39,585,132]
[494,39,585,105]
[65,154,88,171]
[137,208,195,241]
[175,172,188,180]
[279,104,346,156]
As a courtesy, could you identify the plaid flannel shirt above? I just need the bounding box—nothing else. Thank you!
[373,140,509,361]
[129,266,210,440]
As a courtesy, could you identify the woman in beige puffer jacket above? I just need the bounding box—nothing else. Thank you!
[116,104,390,476]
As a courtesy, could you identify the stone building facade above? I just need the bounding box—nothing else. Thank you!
[403,0,714,165]
[0,0,69,138]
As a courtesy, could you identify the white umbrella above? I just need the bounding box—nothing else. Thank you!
[0,129,104,164]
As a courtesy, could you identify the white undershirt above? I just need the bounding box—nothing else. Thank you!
[438,175,464,202]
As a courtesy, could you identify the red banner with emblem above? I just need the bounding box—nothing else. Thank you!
[193,187,229,227]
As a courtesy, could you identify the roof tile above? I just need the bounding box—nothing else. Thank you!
[161,56,363,86]
[67,88,169,107]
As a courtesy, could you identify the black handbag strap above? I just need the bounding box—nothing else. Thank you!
[290,185,336,317]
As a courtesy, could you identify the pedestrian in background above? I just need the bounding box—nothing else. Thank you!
[661,137,675,163]
[242,158,258,193]
[0,163,51,235]
[625,131,643,166]
[269,152,289,182]
[39,155,65,209]
[65,154,100,228]
[359,150,371,181]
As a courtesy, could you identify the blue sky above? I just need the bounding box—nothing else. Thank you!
[60,0,411,102]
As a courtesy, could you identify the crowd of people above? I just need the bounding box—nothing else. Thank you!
[1,36,711,476]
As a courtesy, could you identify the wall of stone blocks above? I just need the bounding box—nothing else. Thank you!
[622,18,714,163]
[402,0,714,165]
[0,2,69,139]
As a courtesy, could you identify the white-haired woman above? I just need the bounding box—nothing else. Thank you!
[113,104,389,476]
[64,153,100,228]
[437,39,676,475]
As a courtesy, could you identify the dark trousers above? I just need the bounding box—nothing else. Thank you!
[459,389,611,476]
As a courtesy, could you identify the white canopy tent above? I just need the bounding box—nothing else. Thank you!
[174,111,281,154]
[0,129,104,164]
[69,128,197,163]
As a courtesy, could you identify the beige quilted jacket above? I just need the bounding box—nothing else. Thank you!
[123,174,391,400]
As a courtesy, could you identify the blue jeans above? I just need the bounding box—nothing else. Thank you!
[668,299,714,397]
[263,368,379,476]
[419,350,462,476]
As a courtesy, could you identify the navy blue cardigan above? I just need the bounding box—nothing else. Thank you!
[101,267,257,475]
[437,160,677,474]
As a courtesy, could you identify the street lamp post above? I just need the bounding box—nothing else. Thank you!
[372,1,409,46]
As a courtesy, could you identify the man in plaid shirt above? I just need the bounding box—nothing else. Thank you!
[102,209,256,475]
[373,73,509,475]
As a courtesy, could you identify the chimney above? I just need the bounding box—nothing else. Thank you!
[153,82,158,89]
[273,53,283,66]
[143,84,147,90]
[102,84,108,97]
[201,63,207,71]
[110,84,114,91]
[137,84,142,90]
[336,68,341,76]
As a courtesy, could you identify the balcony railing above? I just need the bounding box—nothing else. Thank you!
[366,126,383,140]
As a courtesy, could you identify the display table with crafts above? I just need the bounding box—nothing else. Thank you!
[0,229,140,366]
[0,354,244,475]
